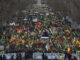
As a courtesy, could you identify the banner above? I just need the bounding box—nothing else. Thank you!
[0,51,5,54]
[32,18,38,22]
[72,54,79,60]
[0,45,4,50]
[33,53,65,60]
[33,52,43,59]
[9,22,15,26]
[44,53,56,59]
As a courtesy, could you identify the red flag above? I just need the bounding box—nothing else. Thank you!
[35,25,40,28]
[75,29,77,32]
[59,37,61,41]
[51,51,53,53]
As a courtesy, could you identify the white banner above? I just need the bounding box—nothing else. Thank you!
[0,45,4,50]
[33,52,43,59]
[44,53,56,59]
[33,53,65,60]
[32,18,38,22]
[9,22,16,26]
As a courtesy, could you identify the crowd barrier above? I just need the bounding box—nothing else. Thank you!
[0,52,80,60]
[33,52,80,60]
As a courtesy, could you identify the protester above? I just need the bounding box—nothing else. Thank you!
[0,5,80,54]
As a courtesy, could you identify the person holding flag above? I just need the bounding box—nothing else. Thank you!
[67,47,71,54]
[45,42,50,51]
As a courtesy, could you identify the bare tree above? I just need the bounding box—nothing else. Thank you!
[0,0,33,25]
[46,0,80,24]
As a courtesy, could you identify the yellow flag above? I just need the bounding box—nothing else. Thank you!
[22,40,25,45]
[76,40,79,44]
[78,43,80,47]
[53,27,56,31]
[63,36,66,40]
[31,42,33,46]
[66,30,71,34]
[67,47,71,54]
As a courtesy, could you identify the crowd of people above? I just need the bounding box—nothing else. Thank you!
[0,6,80,54]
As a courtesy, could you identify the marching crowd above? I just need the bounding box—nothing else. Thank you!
[0,6,80,54]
